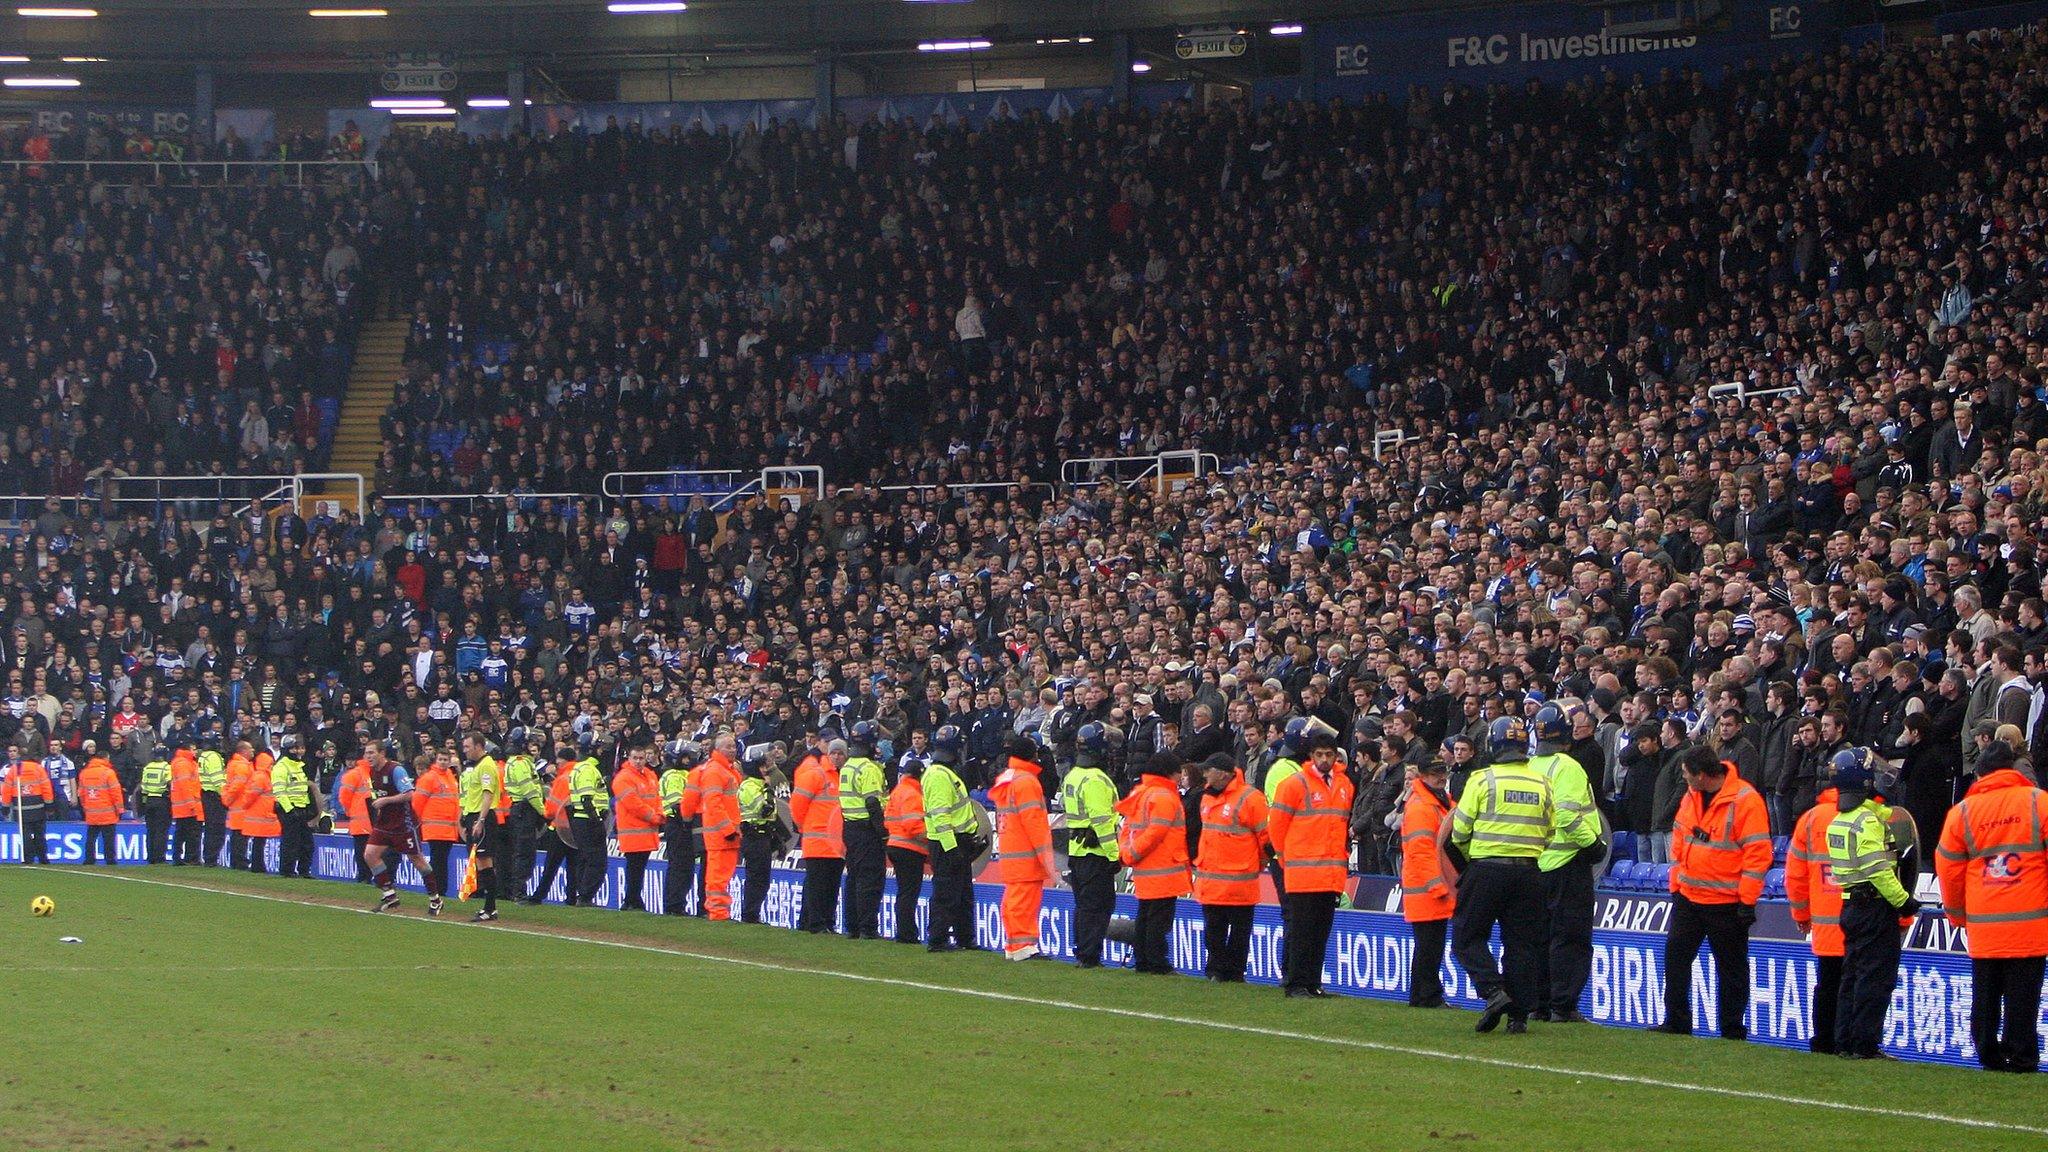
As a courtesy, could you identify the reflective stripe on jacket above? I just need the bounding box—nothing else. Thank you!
[1936,769,2048,958]
[1119,772,1192,900]
[1669,766,1771,905]
[1399,782,1455,922]
[1194,771,1268,905]
[1268,762,1355,893]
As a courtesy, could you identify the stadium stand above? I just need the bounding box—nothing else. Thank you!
[0,22,2045,894]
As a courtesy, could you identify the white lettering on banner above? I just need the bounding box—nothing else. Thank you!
[1768,5,1802,38]
[1443,27,1699,69]
[1334,44,1371,76]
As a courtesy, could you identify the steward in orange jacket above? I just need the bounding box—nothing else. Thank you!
[169,749,203,864]
[1400,761,1456,1007]
[884,770,928,944]
[3,755,55,864]
[238,748,280,872]
[990,738,1056,959]
[612,745,663,912]
[683,738,743,921]
[76,756,122,866]
[791,743,844,933]
[1660,750,1772,1039]
[336,760,374,882]
[1936,740,2048,1072]
[222,749,253,867]
[1194,755,1268,983]
[1268,732,1354,996]
[1120,753,1192,974]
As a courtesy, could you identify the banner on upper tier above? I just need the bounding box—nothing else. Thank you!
[6,822,2037,1069]
[1312,0,1836,98]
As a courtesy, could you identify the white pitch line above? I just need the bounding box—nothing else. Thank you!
[39,866,2048,1138]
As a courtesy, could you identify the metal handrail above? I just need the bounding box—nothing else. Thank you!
[854,480,1058,498]
[371,490,590,516]
[1707,379,1803,404]
[1372,430,1409,462]
[1060,450,1210,493]
[0,472,364,523]
[0,158,378,185]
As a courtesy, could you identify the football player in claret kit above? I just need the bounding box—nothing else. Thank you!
[361,740,444,915]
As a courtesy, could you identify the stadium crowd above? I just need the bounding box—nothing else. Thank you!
[0,20,2044,1062]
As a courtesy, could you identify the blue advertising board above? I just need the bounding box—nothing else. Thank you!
[6,821,2035,1069]
[1313,0,1835,98]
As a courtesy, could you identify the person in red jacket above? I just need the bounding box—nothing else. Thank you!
[682,734,743,922]
[611,741,664,912]
[1657,748,1772,1039]
[1400,758,1457,1007]
[1786,775,1851,1053]
[1936,739,2048,1072]
[1121,751,1193,974]
[790,737,844,933]
[169,748,203,865]
[1269,730,1356,998]
[1194,752,1268,983]
[990,735,1057,960]
[2,750,55,864]
[883,761,929,944]
[76,754,123,866]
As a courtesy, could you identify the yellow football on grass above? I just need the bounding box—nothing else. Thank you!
[30,895,54,917]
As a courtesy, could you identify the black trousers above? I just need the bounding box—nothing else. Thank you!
[352,834,372,882]
[927,843,975,948]
[19,811,47,864]
[143,799,171,863]
[277,807,314,877]
[663,818,699,915]
[244,835,270,873]
[1453,859,1546,1018]
[740,830,775,923]
[1070,854,1118,965]
[1836,896,1902,1057]
[172,816,201,864]
[83,822,116,865]
[842,822,886,938]
[200,792,228,866]
[569,816,607,905]
[534,831,577,903]
[1202,903,1254,981]
[428,840,454,897]
[509,805,543,898]
[1410,917,1449,1006]
[886,847,926,941]
[621,851,651,910]
[1663,895,1750,1038]
[1540,853,1596,1014]
[1811,955,1843,1053]
[800,856,844,933]
[1283,890,1339,992]
[1134,897,1177,974]
[1972,955,2046,1072]
[229,829,248,871]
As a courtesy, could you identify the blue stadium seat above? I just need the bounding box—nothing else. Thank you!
[1771,836,1790,866]
[1607,860,1637,890]
[1765,867,1787,899]
[1610,830,1635,862]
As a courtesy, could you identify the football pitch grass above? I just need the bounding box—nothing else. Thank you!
[2,866,2043,1152]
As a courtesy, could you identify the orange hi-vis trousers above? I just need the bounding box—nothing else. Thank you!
[703,846,738,920]
[1003,882,1043,953]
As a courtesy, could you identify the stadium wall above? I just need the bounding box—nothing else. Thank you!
[5,821,2035,1068]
